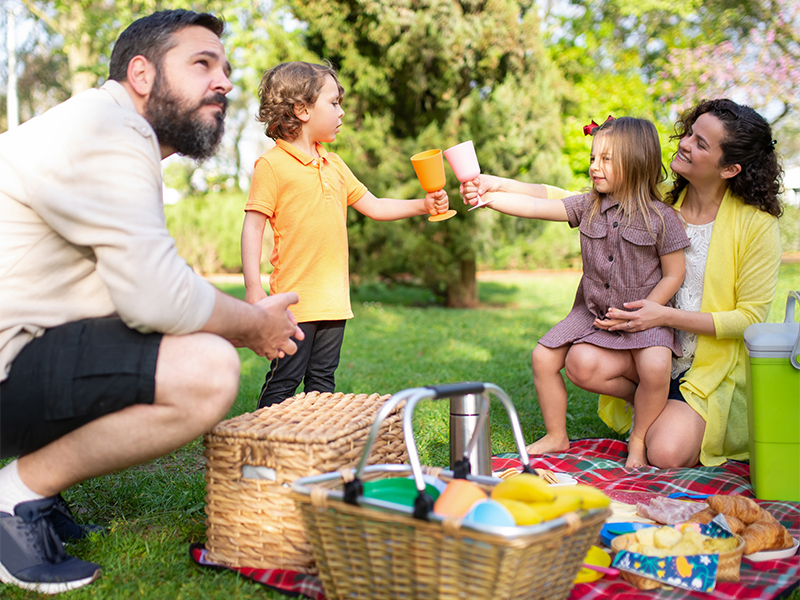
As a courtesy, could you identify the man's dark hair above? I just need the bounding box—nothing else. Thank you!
[109,10,224,82]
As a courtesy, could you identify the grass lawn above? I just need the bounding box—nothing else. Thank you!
[4,263,800,599]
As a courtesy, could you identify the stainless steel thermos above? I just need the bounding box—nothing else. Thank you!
[449,392,492,476]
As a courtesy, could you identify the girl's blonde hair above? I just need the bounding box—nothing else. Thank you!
[257,61,344,141]
[586,117,667,244]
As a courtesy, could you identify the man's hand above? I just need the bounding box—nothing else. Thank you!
[244,285,268,305]
[203,289,304,359]
[251,292,304,358]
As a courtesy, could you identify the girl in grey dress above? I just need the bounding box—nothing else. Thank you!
[461,117,690,468]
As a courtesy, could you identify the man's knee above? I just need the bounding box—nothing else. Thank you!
[157,333,240,422]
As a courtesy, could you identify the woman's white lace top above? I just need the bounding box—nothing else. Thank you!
[671,217,715,379]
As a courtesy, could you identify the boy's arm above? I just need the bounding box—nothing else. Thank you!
[241,210,269,304]
[351,190,448,221]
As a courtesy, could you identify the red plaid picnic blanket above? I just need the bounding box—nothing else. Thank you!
[190,438,799,600]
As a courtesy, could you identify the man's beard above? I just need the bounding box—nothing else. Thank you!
[144,72,228,160]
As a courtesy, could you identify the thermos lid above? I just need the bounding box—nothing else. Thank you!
[450,393,485,415]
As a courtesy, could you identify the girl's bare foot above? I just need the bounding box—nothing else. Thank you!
[526,433,570,456]
[625,435,649,468]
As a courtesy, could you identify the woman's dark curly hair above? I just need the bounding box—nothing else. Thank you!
[256,61,344,141]
[666,98,783,217]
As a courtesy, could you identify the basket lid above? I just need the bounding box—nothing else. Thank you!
[209,391,395,443]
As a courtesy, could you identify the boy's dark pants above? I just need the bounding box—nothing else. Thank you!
[257,320,346,409]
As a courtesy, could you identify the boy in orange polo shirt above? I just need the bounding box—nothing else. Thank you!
[242,61,449,408]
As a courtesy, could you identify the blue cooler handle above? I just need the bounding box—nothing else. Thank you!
[784,291,800,370]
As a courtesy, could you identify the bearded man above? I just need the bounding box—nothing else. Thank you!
[0,10,303,594]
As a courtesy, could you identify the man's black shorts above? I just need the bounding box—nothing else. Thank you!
[0,317,162,459]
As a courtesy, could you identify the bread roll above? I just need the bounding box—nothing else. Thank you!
[720,514,745,534]
[686,507,715,524]
[707,495,761,524]
[742,520,791,554]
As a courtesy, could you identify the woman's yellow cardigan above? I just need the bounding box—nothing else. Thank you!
[545,184,782,466]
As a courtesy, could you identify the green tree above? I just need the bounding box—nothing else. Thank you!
[16,1,230,96]
[544,0,800,177]
[272,0,571,306]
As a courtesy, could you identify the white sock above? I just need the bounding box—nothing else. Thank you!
[0,460,46,514]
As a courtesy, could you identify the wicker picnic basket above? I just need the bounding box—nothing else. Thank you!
[291,383,612,600]
[203,391,407,573]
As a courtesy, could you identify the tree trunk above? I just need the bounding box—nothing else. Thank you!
[66,32,97,95]
[446,257,478,308]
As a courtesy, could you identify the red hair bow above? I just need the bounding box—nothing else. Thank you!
[583,115,615,136]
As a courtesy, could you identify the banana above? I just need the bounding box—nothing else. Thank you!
[525,494,582,521]
[490,473,555,503]
[494,498,544,526]
[553,484,610,509]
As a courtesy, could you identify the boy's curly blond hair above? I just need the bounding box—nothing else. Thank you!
[257,61,344,141]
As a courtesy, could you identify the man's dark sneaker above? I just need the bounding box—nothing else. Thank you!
[50,494,105,542]
[0,497,101,594]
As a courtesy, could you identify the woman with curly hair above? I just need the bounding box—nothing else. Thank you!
[562,99,783,468]
[461,99,784,468]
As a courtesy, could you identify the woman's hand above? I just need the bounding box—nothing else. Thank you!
[599,299,669,332]
[459,174,502,207]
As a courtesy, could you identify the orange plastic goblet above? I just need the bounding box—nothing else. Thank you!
[411,149,456,222]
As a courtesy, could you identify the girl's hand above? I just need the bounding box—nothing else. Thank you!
[245,285,269,305]
[603,299,668,332]
[424,189,449,215]
[593,316,627,330]
[459,174,502,206]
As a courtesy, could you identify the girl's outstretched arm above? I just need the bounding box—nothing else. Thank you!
[460,174,551,204]
[480,191,569,221]
[460,174,569,221]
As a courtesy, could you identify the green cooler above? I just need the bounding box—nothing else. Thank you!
[744,290,800,501]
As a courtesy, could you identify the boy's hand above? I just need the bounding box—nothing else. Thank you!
[425,189,449,215]
[459,174,501,206]
[245,285,269,305]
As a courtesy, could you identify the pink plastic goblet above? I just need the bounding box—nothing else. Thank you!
[444,140,493,210]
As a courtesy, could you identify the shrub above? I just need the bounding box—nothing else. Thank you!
[164,191,272,274]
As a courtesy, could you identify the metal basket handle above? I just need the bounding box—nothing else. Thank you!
[784,291,800,370]
[346,382,533,520]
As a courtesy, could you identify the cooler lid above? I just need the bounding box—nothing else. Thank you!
[744,322,800,357]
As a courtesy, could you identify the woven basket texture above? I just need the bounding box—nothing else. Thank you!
[293,471,610,600]
[611,532,745,589]
[203,391,406,573]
